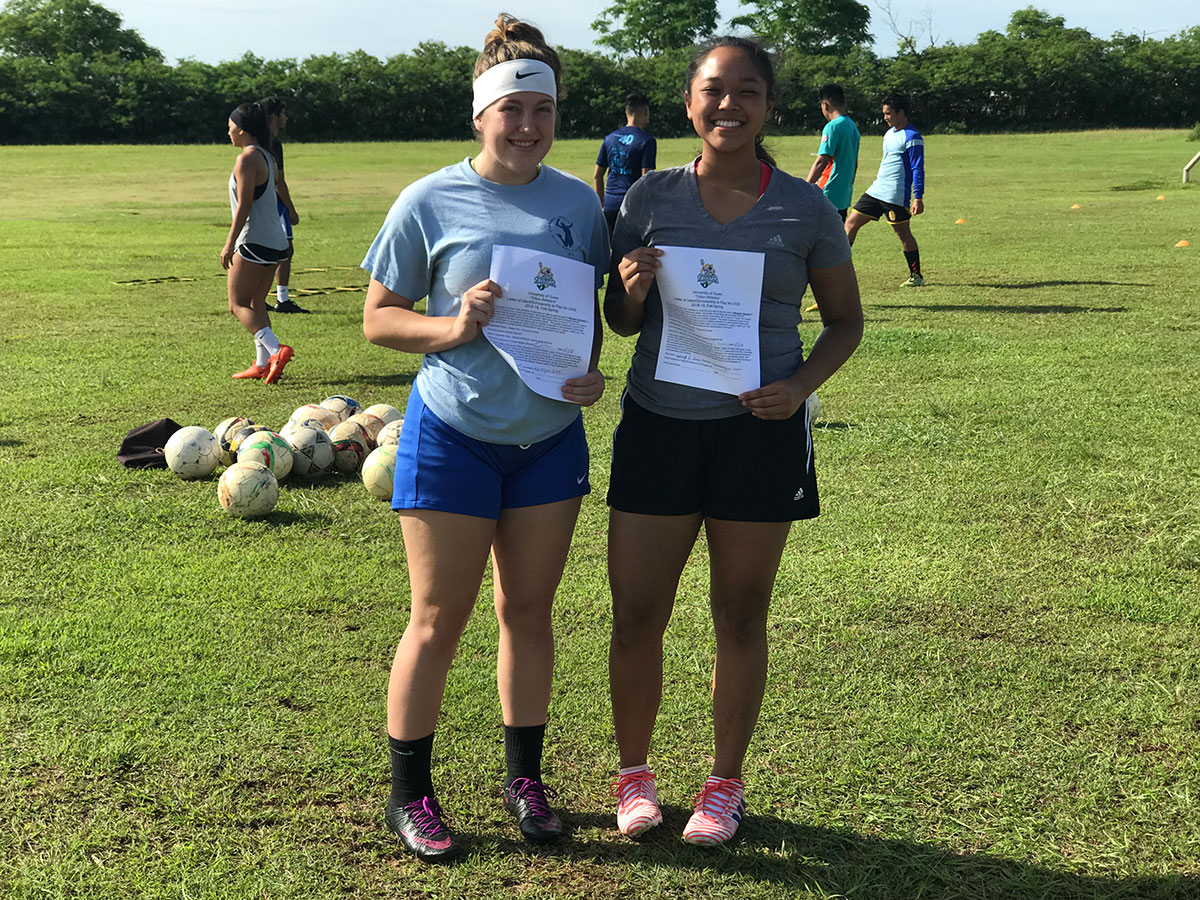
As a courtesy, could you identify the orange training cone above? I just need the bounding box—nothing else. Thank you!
[1176,240,1190,248]
[1156,195,1167,201]
[1070,204,1081,209]
[955,218,966,224]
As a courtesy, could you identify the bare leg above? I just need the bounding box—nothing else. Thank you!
[608,510,703,768]
[387,510,496,740]
[704,518,792,779]
[892,219,919,253]
[492,498,583,726]
[227,254,275,334]
[844,209,872,246]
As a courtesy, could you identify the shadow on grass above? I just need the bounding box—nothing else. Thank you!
[470,808,1194,899]
[939,280,1150,290]
[813,421,854,431]
[0,439,24,447]
[876,302,1128,314]
[311,374,415,388]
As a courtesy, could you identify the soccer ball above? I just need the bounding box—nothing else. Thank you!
[287,426,335,477]
[290,404,340,432]
[321,395,362,422]
[237,429,294,481]
[331,434,369,474]
[165,426,221,479]
[228,423,274,457]
[218,462,279,518]
[347,412,385,445]
[806,392,820,422]
[361,445,397,501]
[214,416,254,466]
[363,403,403,425]
[376,418,404,449]
[329,419,371,449]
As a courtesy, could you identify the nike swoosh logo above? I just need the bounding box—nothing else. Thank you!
[515,71,537,79]
[392,749,414,756]
[577,475,586,484]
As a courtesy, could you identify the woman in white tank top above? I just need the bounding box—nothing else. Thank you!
[222,101,293,384]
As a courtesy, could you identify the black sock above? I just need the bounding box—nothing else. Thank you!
[388,732,435,807]
[904,249,921,276]
[504,723,546,788]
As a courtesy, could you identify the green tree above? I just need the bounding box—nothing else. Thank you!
[0,0,160,61]
[591,0,717,57]
[730,0,871,55]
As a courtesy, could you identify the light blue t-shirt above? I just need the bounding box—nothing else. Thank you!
[816,114,860,211]
[865,125,925,206]
[362,159,609,445]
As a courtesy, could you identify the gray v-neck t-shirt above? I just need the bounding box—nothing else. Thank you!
[612,162,851,419]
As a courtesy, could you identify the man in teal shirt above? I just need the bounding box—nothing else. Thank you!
[806,83,860,221]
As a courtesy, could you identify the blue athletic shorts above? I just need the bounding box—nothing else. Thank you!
[277,200,293,240]
[392,383,590,519]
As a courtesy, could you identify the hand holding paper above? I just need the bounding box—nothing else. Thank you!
[484,245,597,403]
[617,247,663,304]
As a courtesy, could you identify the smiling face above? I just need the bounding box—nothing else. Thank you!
[472,91,556,185]
[685,45,773,157]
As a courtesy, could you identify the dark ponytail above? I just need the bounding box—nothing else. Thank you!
[685,36,777,167]
[229,102,272,149]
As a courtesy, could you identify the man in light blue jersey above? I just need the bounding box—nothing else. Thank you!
[806,83,859,221]
[845,93,926,287]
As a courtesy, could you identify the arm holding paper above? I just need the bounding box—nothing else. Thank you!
[559,294,605,407]
[737,259,863,420]
[603,246,663,336]
[363,277,500,354]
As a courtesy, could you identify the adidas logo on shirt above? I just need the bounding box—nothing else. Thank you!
[766,233,786,248]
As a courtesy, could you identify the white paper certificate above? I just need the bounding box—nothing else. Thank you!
[653,245,765,396]
[484,245,595,402]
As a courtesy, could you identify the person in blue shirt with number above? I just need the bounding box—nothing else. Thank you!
[845,92,927,287]
[594,92,657,235]
[806,83,859,221]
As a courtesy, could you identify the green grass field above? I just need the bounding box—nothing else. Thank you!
[1,130,1198,899]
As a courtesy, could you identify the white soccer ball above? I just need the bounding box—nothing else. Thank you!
[236,430,294,481]
[375,418,405,449]
[287,426,335,477]
[363,403,403,425]
[218,462,279,518]
[348,412,385,445]
[362,445,397,501]
[321,395,361,422]
[291,404,340,432]
[165,426,221,479]
[806,392,820,422]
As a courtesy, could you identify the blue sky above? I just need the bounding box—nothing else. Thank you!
[101,1,1197,64]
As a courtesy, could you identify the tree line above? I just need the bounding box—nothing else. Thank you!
[1,0,1198,144]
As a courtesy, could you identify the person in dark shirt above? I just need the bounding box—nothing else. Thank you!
[594,92,657,234]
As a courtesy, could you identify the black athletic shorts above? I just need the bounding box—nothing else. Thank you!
[236,243,289,265]
[852,193,911,224]
[607,391,819,522]
[837,208,848,222]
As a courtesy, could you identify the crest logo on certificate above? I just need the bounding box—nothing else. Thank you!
[654,245,765,396]
[484,245,595,402]
[534,262,556,292]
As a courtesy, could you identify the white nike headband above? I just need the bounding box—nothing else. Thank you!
[472,59,557,119]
